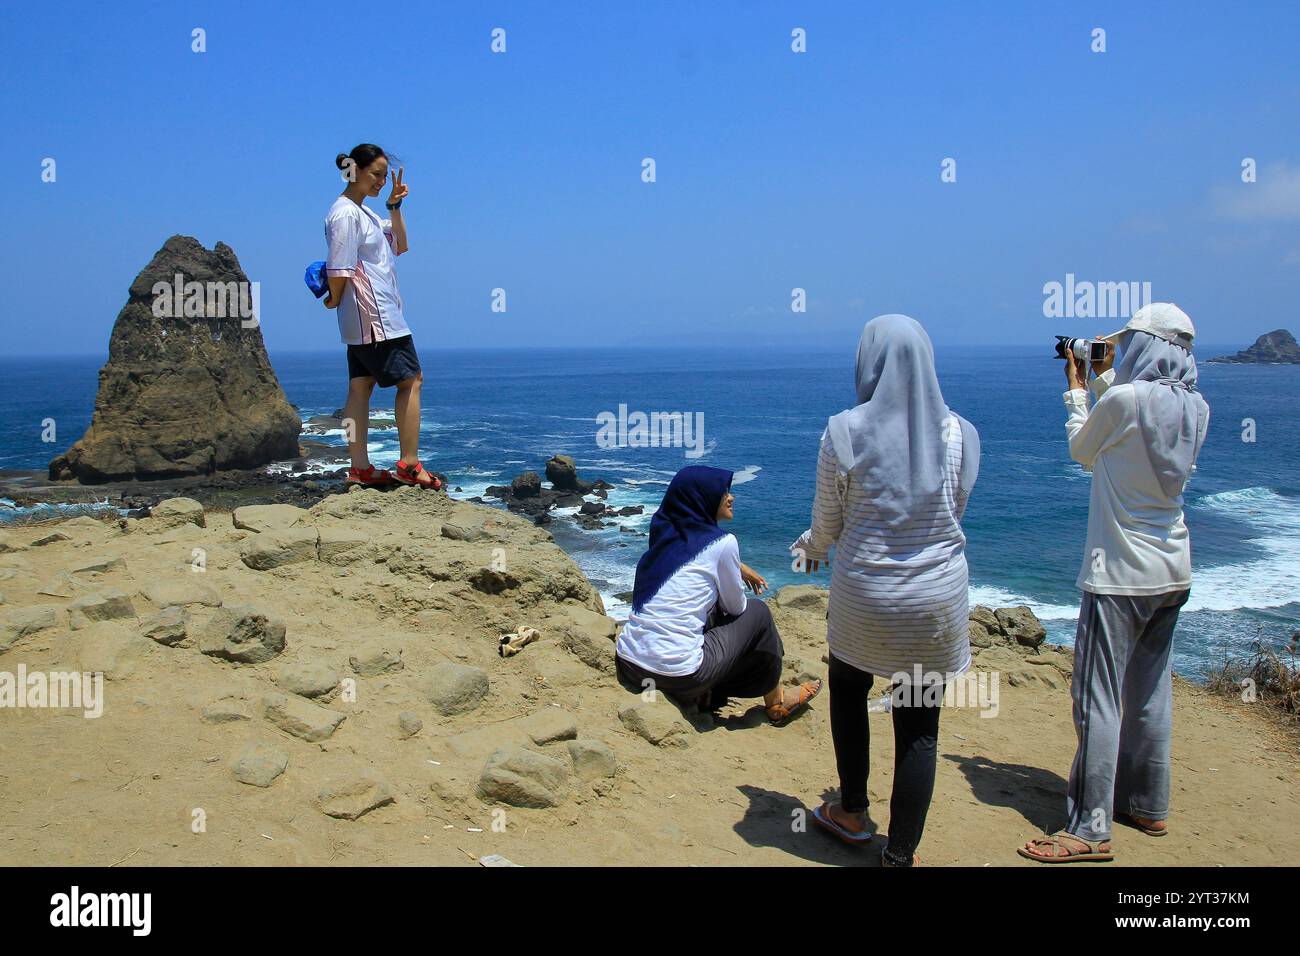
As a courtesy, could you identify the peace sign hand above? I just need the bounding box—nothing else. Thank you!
[388,167,409,205]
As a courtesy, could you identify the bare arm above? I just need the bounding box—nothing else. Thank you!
[324,275,349,309]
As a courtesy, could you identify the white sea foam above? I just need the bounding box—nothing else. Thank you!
[731,465,762,486]
[1183,487,1300,612]
[967,585,1080,621]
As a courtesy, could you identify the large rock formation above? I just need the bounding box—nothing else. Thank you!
[1210,329,1300,364]
[49,236,301,482]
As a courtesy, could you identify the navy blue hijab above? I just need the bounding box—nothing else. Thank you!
[631,466,734,612]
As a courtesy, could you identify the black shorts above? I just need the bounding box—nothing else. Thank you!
[346,335,422,388]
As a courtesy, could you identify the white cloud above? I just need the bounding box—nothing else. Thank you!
[1213,162,1300,221]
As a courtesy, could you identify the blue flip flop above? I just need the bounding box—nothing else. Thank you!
[811,803,873,846]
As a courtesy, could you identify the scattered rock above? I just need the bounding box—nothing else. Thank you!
[201,695,252,723]
[0,605,59,652]
[276,661,341,698]
[511,472,542,498]
[421,663,489,716]
[618,701,691,748]
[199,605,287,664]
[397,711,423,737]
[968,619,995,649]
[566,739,617,780]
[68,588,136,630]
[349,639,403,677]
[970,605,1001,632]
[558,607,618,674]
[232,504,307,533]
[141,578,222,608]
[71,555,126,575]
[440,522,488,543]
[77,625,147,680]
[231,741,289,788]
[149,498,206,530]
[317,527,371,566]
[31,531,71,547]
[262,692,346,742]
[518,707,578,745]
[141,606,189,646]
[476,747,570,808]
[315,770,394,820]
[37,571,80,598]
[240,527,319,570]
[996,606,1047,648]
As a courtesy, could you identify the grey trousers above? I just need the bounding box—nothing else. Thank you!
[1065,588,1189,842]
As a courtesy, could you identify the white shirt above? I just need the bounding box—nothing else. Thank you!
[615,534,748,676]
[1064,369,1202,595]
[324,197,410,346]
[792,428,972,681]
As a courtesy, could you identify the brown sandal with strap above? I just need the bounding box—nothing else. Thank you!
[1017,831,1113,864]
[766,678,823,725]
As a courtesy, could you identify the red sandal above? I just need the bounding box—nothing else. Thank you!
[346,464,396,487]
[394,460,443,490]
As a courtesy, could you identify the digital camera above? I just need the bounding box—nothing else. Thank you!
[1054,336,1108,363]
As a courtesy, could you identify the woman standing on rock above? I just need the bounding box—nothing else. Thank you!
[792,314,980,867]
[323,143,441,490]
[615,465,822,723]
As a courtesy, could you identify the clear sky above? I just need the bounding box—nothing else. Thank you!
[3,0,1298,356]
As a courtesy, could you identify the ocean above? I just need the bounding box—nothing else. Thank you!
[2,346,1297,679]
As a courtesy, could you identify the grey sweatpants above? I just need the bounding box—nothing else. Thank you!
[1065,588,1189,842]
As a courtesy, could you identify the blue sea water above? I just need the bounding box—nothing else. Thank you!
[2,346,1297,679]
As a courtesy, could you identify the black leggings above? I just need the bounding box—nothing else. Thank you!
[828,654,943,867]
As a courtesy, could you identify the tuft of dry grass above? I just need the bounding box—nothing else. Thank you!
[1206,631,1300,722]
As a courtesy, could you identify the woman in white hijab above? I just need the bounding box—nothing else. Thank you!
[792,314,980,866]
[1020,303,1209,864]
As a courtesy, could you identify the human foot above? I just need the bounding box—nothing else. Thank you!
[812,802,872,845]
[1017,831,1113,863]
[766,679,822,725]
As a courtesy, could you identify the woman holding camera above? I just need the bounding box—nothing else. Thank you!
[1019,303,1209,863]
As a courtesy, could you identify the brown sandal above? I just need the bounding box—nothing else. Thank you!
[1018,831,1113,864]
[1116,812,1168,837]
[767,679,822,725]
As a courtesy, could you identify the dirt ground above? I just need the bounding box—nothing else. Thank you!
[1,489,1295,867]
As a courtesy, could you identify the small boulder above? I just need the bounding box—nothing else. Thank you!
[240,527,319,570]
[349,639,403,677]
[262,692,346,742]
[995,606,1047,648]
[31,531,71,547]
[0,605,59,652]
[71,554,126,575]
[231,504,306,533]
[618,701,691,749]
[201,695,252,723]
[511,472,541,498]
[77,625,147,680]
[440,522,488,542]
[566,739,617,780]
[421,663,489,716]
[316,770,394,820]
[231,741,289,788]
[68,588,136,630]
[317,527,371,566]
[141,606,189,646]
[518,707,578,745]
[397,711,423,737]
[149,497,206,530]
[968,619,995,649]
[970,605,1001,633]
[476,747,570,808]
[141,579,222,608]
[199,605,287,664]
[276,661,340,698]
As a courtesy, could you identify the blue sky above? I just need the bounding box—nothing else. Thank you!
[3,0,1298,356]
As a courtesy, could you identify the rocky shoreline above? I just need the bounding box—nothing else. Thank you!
[1209,328,1300,364]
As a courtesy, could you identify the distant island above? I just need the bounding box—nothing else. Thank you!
[1209,329,1300,364]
